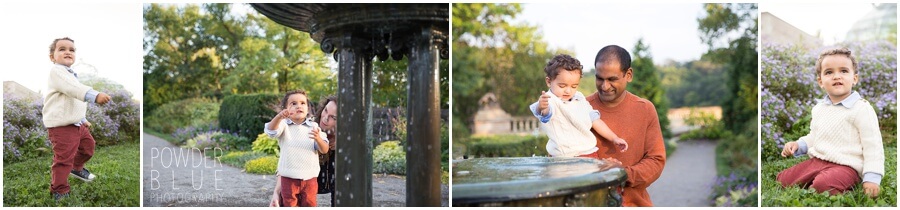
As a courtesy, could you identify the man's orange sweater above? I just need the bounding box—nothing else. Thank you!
[587,91,666,207]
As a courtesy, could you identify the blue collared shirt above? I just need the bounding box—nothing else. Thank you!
[59,64,99,126]
[264,118,325,151]
[794,91,880,184]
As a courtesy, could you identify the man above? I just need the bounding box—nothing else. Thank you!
[586,45,666,207]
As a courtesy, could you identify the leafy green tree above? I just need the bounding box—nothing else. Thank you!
[627,38,671,138]
[453,3,563,135]
[143,4,335,113]
[697,3,758,133]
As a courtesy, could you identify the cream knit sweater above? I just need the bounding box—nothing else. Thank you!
[802,99,884,177]
[265,119,329,180]
[42,65,92,128]
[529,91,600,157]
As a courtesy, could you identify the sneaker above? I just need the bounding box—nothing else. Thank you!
[70,168,96,182]
[52,192,69,201]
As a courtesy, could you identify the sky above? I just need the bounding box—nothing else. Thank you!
[516,3,712,67]
[0,2,143,100]
[761,3,879,45]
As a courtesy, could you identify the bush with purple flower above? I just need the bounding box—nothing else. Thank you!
[3,88,141,164]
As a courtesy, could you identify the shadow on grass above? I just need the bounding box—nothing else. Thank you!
[3,142,140,207]
[761,147,897,207]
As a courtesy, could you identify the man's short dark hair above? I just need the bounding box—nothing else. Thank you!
[544,54,583,81]
[594,45,631,73]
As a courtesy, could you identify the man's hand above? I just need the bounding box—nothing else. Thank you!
[538,91,551,115]
[95,92,111,105]
[863,182,880,198]
[600,157,623,171]
[781,141,799,157]
[611,138,628,153]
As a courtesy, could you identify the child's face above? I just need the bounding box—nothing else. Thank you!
[817,55,858,102]
[285,93,309,121]
[546,69,581,101]
[50,40,76,67]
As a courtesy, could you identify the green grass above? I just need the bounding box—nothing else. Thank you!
[3,142,140,207]
[762,147,897,207]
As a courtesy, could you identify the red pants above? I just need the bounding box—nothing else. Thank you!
[281,176,318,207]
[48,125,95,194]
[776,157,860,195]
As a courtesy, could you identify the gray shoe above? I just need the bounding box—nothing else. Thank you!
[52,192,69,201]
[70,168,97,182]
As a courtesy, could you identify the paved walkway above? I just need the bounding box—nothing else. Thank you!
[141,132,448,206]
[646,139,718,207]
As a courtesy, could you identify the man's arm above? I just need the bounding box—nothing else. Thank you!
[623,106,666,189]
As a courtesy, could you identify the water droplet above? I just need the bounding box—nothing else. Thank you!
[338,149,343,153]
[427,145,432,150]
[350,193,354,199]
[345,174,352,181]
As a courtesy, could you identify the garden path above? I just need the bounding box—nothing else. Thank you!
[646,138,718,207]
[141,132,448,206]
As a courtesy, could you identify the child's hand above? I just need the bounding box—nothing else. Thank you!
[612,138,628,152]
[309,127,322,141]
[96,92,111,105]
[781,141,798,157]
[84,121,92,127]
[278,109,294,119]
[538,91,550,115]
[599,157,623,171]
[863,182,880,198]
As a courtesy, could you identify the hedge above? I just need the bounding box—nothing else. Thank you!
[467,135,549,158]
[219,93,281,140]
[145,97,220,134]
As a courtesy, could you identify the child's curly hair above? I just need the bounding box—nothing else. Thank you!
[544,54,583,81]
[49,37,74,55]
[815,48,858,77]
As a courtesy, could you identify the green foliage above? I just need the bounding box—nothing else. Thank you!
[660,61,728,108]
[218,93,280,140]
[372,57,450,108]
[245,156,278,175]
[391,114,408,146]
[184,131,223,150]
[697,3,758,133]
[212,132,252,151]
[143,4,334,114]
[217,151,267,168]
[680,109,729,140]
[452,3,568,123]
[711,118,759,207]
[466,135,549,157]
[761,148,896,207]
[628,38,671,138]
[145,97,220,134]
[373,141,407,175]
[3,142,140,206]
[252,133,280,156]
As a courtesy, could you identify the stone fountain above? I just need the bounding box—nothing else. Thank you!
[251,3,448,207]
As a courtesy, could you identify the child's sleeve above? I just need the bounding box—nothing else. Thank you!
[856,103,885,183]
[264,119,286,139]
[529,101,553,123]
[48,66,93,102]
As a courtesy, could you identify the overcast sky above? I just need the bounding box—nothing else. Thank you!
[516,3,711,67]
[0,2,142,99]
[762,3,879,45]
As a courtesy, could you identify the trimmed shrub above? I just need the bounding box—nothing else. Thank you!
[245,156,278,174]
[219,93,281,140]
[252,133,280,156]
[374,141,406,175]
[145,97,220,134]
[467,135,549,157]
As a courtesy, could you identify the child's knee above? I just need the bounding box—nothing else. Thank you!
[775,170,793,187]
[809,179,844,195]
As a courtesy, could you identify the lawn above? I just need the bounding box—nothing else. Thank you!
[761,147,897,207]
[3,142,140,207]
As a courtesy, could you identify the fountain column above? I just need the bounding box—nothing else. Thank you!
[405,26,445,206]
